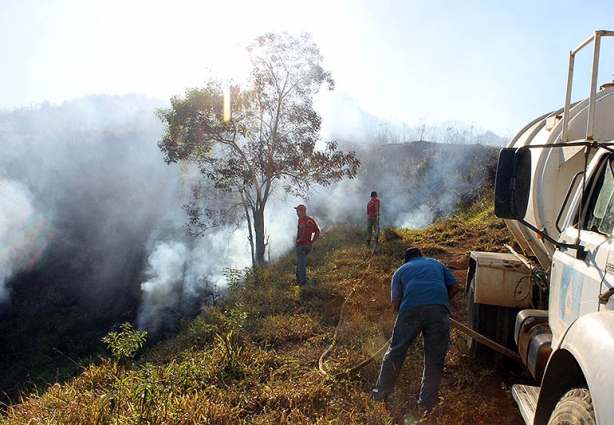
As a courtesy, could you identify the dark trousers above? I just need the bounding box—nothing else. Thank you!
[367,216,379,242]
[374,304,450,408]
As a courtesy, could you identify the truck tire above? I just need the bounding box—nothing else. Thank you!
[467,283,495,358]
[547,388,595,425]
[467,276,518,359]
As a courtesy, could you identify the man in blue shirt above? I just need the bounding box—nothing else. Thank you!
[372,247,459,410]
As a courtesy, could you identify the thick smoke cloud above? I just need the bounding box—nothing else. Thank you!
[138,240,190,332]
[137,227,252,332]
[0,95,252,336]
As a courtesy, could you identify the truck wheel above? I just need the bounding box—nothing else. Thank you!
[467,283,494,358]
[547,388,595,425]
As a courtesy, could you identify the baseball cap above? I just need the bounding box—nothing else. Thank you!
[294,204,307,212]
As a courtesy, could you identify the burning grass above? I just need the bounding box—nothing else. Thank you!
[0,195,525,424]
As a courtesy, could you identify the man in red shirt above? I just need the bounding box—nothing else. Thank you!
[366,191,380,246]
[294,204,320,286]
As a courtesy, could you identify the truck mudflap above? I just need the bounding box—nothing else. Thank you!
[512,384,539,425]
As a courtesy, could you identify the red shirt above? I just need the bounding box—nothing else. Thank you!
[367,198,380,218]
[296,215,320,247]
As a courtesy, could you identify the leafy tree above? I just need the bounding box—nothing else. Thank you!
[156,32,360,265]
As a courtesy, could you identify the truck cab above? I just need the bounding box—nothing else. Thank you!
[468,30,614,424]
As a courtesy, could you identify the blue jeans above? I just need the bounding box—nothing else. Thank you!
[374,304,450,408]
[296,245,312,286]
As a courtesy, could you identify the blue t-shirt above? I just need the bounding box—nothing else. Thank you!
[391,257,457,315]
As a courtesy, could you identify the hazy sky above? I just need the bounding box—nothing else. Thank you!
[2,0,614,136]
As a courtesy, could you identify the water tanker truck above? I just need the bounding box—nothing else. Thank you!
[467,30,614,424]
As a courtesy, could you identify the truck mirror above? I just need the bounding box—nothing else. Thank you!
[494,147,531,219]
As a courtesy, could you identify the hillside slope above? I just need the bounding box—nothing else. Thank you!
[0,197,529,424]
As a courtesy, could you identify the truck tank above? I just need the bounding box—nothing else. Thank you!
[504,85,614,270]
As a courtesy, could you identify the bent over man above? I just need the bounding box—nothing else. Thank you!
[372,247,459,410]
[294,204,320,286]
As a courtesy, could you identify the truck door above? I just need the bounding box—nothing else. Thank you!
[550,153,614,342]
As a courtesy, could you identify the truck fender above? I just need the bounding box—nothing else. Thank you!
[534,311,614,425]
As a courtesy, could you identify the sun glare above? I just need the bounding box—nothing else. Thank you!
[216,39,250,123]
[223,84,231,123]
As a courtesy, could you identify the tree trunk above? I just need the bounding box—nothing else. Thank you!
[245,208,256,267]
[253,207,266,265]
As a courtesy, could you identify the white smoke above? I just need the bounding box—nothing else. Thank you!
[0,179,51,302]
[307,92,502,234]
[303,153,497,236]
[137,227,252,333]
[137,241,188,332]
[395,204,436,230]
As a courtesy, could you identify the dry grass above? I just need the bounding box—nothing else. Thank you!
[0,196,526,424]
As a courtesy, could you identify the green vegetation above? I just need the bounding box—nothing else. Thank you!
[0,194,526,424]
[102,323,148,362]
